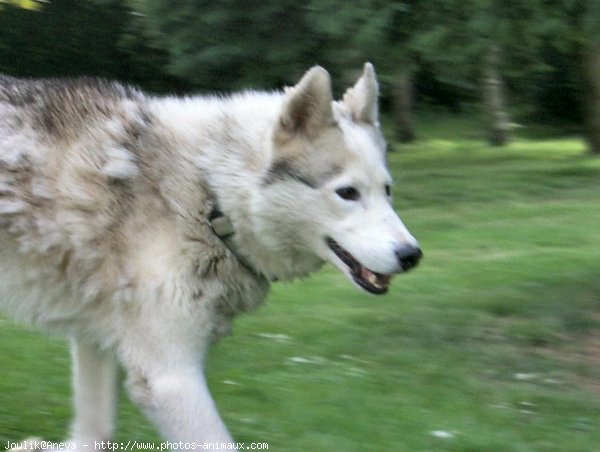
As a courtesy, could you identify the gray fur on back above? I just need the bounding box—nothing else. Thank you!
[0,75,268,343]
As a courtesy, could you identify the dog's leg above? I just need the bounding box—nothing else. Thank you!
[120,322,234,446]
[126,366,233,444]
[70,338,118,445]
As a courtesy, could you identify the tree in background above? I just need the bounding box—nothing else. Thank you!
[481,44,510,146]
[1,0,599,152]
[574,1,600,154]
[133,0,321,92]
[307,0,422,142]
[0,0,182,92]
[412,0,550,146]
[0,0,130,79]
[583,39,600,154]
[136,0,426,143]
[413,0,600,153]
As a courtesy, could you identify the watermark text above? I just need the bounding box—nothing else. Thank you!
[4,440,268,451]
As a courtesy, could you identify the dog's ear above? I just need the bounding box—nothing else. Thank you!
[342,62,380,125]
[277,66,334,139]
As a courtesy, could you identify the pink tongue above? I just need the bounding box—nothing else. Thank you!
[360,267,371,279]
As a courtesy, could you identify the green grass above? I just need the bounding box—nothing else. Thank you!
[2,113,600,451]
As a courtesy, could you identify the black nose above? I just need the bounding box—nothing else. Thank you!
[396,246,423,272]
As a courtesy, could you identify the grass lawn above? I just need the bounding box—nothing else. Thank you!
[2,113,600,451]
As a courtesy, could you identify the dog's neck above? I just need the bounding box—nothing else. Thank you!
[149,93,324,282]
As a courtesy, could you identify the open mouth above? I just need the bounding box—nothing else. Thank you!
[326,237,391,295]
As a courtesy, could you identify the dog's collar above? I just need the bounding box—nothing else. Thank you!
[209,204,261,277]
[208,205,235,240]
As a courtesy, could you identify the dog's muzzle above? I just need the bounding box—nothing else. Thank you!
[326,237,423,295]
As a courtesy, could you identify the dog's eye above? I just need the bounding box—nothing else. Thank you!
[336,186,360,201]
[385,184,391,197]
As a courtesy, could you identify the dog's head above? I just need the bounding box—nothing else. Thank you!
[257,63,421,294]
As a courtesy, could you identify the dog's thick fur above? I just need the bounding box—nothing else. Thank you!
[0,64,420,447]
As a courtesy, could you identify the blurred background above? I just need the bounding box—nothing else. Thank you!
[1,1,600,451]
[0,0,598,150]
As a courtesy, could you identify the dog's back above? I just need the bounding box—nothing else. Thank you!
[0,75,267,338]
[0,76,151,330]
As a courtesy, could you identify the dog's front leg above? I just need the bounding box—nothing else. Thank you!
[119,318,235,447]
[126,366,234,445]
[70,338,119,445]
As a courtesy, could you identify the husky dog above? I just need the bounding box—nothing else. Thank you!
[0,64,421,448]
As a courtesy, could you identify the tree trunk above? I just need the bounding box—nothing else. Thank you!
[392,71,416,143]
[482,44,510,146]
[582,41,600,154]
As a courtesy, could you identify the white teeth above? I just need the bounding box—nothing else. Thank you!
[362,267,384,288]
[367,271,378,286]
